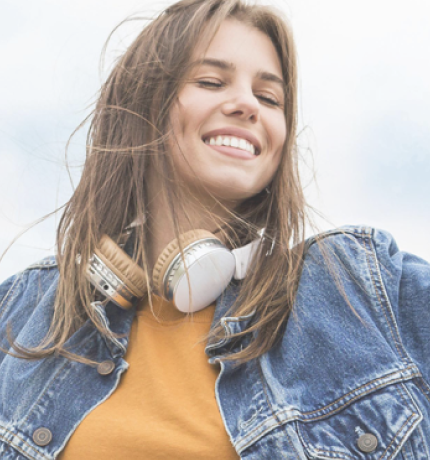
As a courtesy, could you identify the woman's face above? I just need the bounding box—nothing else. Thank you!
[169,19,286,205]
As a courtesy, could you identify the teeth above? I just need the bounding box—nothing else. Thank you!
[204,135,258,155]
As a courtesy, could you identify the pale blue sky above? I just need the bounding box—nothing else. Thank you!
[1,0,429,280]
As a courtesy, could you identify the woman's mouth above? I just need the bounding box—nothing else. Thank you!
[203,135,260,156]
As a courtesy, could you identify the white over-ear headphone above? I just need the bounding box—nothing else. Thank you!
[84,229,262,313]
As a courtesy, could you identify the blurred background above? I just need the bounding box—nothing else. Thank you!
[1,0,429,281]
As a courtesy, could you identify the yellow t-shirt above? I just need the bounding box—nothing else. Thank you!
[59,296,239,459]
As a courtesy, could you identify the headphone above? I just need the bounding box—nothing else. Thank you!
[84,229,262,313]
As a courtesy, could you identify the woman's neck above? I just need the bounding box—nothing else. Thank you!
[145,184,235,273]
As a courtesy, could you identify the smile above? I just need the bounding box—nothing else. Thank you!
[203,136,260,156]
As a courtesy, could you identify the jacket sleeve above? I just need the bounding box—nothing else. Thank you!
[372,228,430,387]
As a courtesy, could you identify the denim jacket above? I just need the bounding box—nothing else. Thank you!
[0,226,429,459]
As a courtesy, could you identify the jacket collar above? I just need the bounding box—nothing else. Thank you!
[92,301,136,359]
[205,282,255,360]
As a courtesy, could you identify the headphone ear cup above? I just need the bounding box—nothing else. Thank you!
[95,235,147,301]
[152,229,217,297]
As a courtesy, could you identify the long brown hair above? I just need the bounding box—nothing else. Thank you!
[10,0,307,364]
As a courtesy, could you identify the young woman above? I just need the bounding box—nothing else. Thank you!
[1,0,429,458]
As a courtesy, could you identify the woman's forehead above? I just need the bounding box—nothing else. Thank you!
[191,20,283,80]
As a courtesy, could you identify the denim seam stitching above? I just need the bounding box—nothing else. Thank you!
[276,368,418,420]
[305,227,372,251]
[401,438,413,460]
[256,360,292,460]
[282,425,300,460]
[237,362,289,456]
[26,259,57,270]
[384,414,418,460]
[298,413,417,460]
[417,424,430,459]
[415,377,430,405]
[369,231,430,393]
[21,361,69,425]
[402,381,430,457]
[396,381,428,457]
[237,372,418,450]
[363,235,402,356]
[0,429,45,460]
[237,418,284,453]
[394,381,411,408]
[0,273,24,323]
[363,235,407,362]
[257,360,281,425]
[54,361,128,457]
[397,381,423,420]
[15,332,101,449]
[390,383,422,460]
[295,420,311,459]
[270,421,300,460]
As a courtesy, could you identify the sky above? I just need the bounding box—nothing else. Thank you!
[1,0,429,281]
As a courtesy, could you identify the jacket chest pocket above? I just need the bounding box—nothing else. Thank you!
[297,381,425,460]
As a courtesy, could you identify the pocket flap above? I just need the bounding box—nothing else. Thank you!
[298,382,422,459]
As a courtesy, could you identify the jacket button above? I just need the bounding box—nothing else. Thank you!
[97,360,115,375]
[357,433,378,452]
[33,428,52,446]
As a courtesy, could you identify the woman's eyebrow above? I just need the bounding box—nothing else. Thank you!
[193,58,285,89]
[193,58,234,71]
[256,71,285,89]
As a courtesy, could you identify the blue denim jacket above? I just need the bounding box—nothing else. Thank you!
[0,226,429,459]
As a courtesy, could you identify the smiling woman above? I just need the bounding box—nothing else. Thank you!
[169,20,287,204]
[1,0,430,459]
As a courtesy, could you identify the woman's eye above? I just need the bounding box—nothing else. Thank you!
[256,94,281,107]
[197,80,223,88]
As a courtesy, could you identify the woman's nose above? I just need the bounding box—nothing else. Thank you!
[221,89,260,123]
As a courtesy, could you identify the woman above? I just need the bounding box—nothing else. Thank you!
[1,0,429,458]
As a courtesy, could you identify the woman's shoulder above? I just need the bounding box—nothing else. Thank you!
[304,224,429,270]
[0,256,59,349]
[1,255,58,282]
[305,224,397,250]
[302,224,429,315]
[0,255,58,304]
[298,224,430,387]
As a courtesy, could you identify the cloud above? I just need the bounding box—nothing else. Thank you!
[1,0,429,281]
